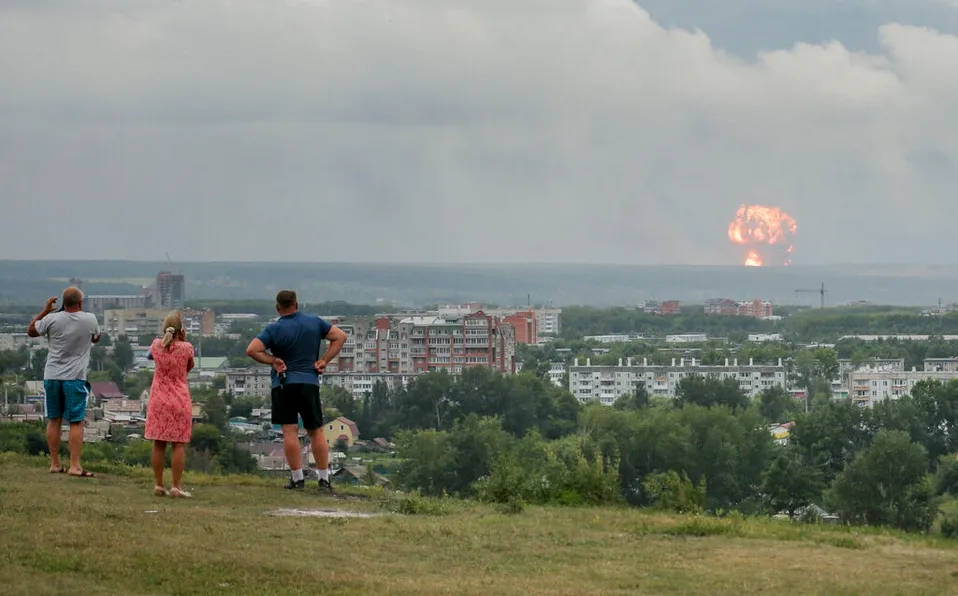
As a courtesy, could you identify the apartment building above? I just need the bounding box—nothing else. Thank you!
[849,367,958,406]
[665,333,708,343]
[181,309,216,336]
[323,372,414,398]
[102,308,214,343]
[569,356,787,405]
[638,300,681,315]
[705,298,774,318]
[103,309,169,344]
[0,333,37,351]
[326,310,517,375]
[225,367,273,398]
[831,358,904,398]
[84,294,149,315]
[155,271,185,309]
[748,333,783,342]
[440,304,544,344]
[535,308,562,336]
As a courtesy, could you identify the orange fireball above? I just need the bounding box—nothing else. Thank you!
[728,205,797,267]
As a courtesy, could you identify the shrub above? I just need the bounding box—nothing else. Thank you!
[642,471,707,514]
[940,516,958,540]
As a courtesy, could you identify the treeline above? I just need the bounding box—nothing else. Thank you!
[559,305,958,342]
[321,367,579,442]
[384,371,958,535]
[0,421,257,476]
[187,300,386,317]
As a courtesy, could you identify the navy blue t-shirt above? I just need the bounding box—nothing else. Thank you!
[256,312,332,388]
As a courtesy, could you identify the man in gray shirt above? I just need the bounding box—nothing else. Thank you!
[27,287,101,477]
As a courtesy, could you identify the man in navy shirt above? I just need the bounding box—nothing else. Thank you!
[246,290,347,490]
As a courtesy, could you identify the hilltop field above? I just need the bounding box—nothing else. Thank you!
[1,454,957,595]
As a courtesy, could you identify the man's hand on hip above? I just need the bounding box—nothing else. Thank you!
[272,358,287,374]
[314,359,327,374]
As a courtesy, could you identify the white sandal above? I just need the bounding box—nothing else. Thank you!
[153,485,167,497]
[170,487,192,498]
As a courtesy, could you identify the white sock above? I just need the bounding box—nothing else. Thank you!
[291,469,304,482]
[317,468,329,481]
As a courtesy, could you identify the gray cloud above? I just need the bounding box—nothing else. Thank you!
[1,0,957,265]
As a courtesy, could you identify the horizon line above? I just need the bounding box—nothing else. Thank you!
[0,258,955,268]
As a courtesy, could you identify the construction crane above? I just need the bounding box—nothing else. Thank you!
[795,282,826,309]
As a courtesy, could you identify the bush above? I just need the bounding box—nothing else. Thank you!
[642,471,707,514]
[940,516,958,540]
[380,492,455,516]
[495,496,526,515]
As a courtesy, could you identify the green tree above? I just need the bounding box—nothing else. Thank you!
[789,399,872,485]
[830,430,938,532]
[324,385,359,421]
[229,396,262,420]
[757,385,800,423]
[614,385,649,410]
[675,376,749,410]
[762,449,821,517]
[190,423,223,454]
[113,336,134,371]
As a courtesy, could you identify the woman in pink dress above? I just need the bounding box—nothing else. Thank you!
[145,312,195,498]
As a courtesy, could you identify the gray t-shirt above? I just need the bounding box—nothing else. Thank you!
[35,311,101,381]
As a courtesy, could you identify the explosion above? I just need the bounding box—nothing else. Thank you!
[728,204,797,267]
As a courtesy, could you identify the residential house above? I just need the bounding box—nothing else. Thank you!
[90,381,125,401]
[325,417,360,448]
[332,465,389,486]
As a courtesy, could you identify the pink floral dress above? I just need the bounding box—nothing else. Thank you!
[144,339,195,443]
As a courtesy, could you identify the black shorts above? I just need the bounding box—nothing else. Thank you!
[271,383,323,430]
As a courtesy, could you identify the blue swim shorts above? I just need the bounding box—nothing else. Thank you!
[43,380,90,423]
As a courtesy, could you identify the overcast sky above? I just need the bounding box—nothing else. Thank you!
[1,0,957,265]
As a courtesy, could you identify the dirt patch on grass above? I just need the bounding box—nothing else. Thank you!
[268,508,384,518]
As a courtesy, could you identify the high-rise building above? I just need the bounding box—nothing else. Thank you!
[325,310,517,375]
[155,271,185,310]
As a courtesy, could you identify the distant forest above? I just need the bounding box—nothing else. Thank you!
[3,260,958,307]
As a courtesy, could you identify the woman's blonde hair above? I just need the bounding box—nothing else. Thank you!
[161,311,184,350]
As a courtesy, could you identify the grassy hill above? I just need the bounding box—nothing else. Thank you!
[1,453,957,595]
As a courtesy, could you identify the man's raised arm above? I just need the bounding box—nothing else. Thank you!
[27,297,58,338]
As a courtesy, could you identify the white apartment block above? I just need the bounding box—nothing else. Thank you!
[584,334,644,343]
[547,362,567,388]
[569,356,787,405]
[0,333,39,351]
[103,309,169,344]
[322,372,414,398]
[748,333,783,342]
[848,358,958,406]
[225,367,273,398]
[665,333,708,343]
[535,308,561,336]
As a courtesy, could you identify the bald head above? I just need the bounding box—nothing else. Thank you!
[62,287,84,311]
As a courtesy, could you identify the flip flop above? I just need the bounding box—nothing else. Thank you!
[68,469,95,478]
[49,467,67,474]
